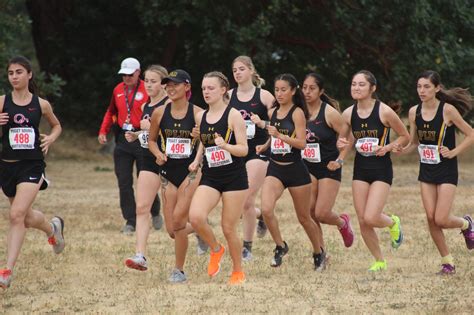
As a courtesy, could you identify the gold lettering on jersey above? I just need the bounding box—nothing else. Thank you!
[164,129,191,138]
[418,130,436,142]
[277,129,289,136]
[200,133,217,145]
[353,130,378,139]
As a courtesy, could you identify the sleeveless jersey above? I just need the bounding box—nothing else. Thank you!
[200,105,244,176]
[304,102,338,164]
[270,105,301,163]
[1,93,43,160]
[139,96,168,157]
[351,101,391,169]
[158,102,197,166]
[415,101,457,178]
[229,88,269,148]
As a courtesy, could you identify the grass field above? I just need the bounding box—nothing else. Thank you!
[1,132,473,313]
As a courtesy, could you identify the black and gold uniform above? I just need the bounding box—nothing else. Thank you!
[303,102,341,181]
[0,93,47,197]
[229,88,269,162]
[266,105,311,188]
[199,106,248,192]
[158,102,197,187]
[415,101,457,185]
[139,97,168,174]
[351,101,393,185]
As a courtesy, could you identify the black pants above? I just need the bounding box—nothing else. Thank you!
[114,132,160,227]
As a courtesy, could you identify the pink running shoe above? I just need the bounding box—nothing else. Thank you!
[338,214,354,248]
[462,215,474,250]
[436,264,456,275]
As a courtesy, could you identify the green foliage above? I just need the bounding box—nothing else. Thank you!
[21,0,473,130]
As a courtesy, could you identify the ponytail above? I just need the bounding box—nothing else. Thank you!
[418,70,472,117]
[274,73,309,119]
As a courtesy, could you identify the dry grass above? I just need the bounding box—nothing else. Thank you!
[1,133,473,313]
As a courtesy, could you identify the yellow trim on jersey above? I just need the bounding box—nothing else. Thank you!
[380,127,389,146]
[290,130,296,138]
[437,122,446,147]
[224,128,232,143]
[159,130,166,152]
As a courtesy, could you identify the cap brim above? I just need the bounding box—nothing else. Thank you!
[161,77,187,84]
[118,68,136,75]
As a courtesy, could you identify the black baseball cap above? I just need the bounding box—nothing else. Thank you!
[161,69,191,84]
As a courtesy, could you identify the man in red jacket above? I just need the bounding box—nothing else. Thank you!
[98,57,162,234]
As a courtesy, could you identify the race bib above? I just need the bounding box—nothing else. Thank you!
[205,146,232,168]
[271,136,292,154]
[9,127,35,150]
[245,120,256,139]
[301,143,321,163]
[418,144,441,164]
[166,138,192,159]
[138,131,149,148]
[355,137,379,157]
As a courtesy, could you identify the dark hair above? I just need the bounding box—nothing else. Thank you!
[273,73,309,119]
[304,73,340,112]
[7,56,37,94]
[418,70,473,117]
[203,71,231,102]
[353,70,401,114]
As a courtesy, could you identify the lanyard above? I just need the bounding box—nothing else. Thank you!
[123,82,139,122]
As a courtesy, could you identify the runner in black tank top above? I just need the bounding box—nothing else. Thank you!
[124,65,169,273]
[229,56,276,262]
[340,70,409,272]
[0,57,65,289]
[189,71,248,284]
[229,88,269,161]
[302,73,355,255]
[415,101,457,185]
[260,73,324,270]
[404,70,474,275]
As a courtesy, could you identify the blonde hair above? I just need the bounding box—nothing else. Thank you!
[145,64,168,80]
[232,55,265,88]
[203,71,230,101]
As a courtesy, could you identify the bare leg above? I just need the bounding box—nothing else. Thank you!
[260,176,285,246]
[222,190,247,272]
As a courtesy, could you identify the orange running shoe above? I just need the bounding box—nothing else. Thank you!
[229,271,246,285]
[208,244,225,277]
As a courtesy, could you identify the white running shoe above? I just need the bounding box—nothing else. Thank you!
[125,254,148,271]
[48,216,65,254]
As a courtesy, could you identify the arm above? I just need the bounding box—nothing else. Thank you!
[377,103,410,156]
[267,108,307,150]
[336,106,354,151]
[326,106,351,170]
[98,92,118,144]
[215,108,248,157]
[39,98,62,155]
[148,106,167,165]
[398,106,419,155]
[440,104,474,158]
[0,95,7,137]
[189,142,204,172]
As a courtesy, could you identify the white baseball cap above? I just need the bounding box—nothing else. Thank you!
[118,57,140,75]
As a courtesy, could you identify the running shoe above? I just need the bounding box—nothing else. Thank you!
[121,224,135,235]
[389,215,403,249]
[152,214,163,231]
[208,244,225,277]
[313,251,327,272]
[256,214,267,238]
[368,260,387,272]
[0,269,12,289]
[338,213,354,248]
[271,241,289,267]
[242,247,253,262]
[48,216,65,254]
[169,268,187,283]
[461,215,474,250]
[229,271,246,285]
[196,234,209,256]
[436,264,456,275]
[125,254,148,271]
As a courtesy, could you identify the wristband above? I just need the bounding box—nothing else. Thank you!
[336,158,344,166]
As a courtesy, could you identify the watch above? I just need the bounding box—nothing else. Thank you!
[336,158,344,166]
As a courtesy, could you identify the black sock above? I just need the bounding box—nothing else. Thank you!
[243,241,253,251]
